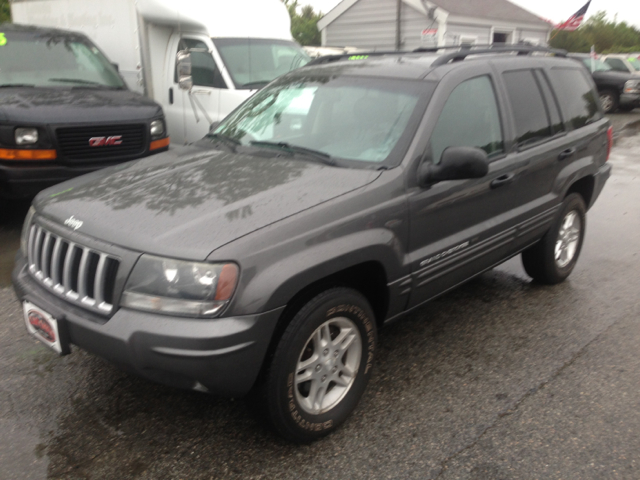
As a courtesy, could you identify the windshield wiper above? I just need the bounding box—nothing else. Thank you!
[48,78,122,89]
[249,141,336,166]
[207,133,241,151]
[48,78,102,84]
[0,83,36,88]
[241,80,270,89]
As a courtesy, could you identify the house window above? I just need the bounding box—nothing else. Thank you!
[493,32,511,44]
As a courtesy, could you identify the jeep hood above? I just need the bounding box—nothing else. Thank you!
[35,143,381,260]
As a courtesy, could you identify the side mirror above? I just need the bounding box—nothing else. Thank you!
[176,51,193,91]
[419,146,489,186]
[209,121,221,133]
[111,62,119,72]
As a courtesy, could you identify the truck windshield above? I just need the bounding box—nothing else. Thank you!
[0,29,125,89]
[628,57,640,71]
[581,58,612,73]
[212,38,310,90]
[212,74,432,169]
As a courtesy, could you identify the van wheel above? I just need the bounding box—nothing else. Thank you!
[522,193,586,284]
[599,90,619,113]
[261,288,376,443]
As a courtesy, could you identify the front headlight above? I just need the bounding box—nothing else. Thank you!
[121,255,239,317]
[15,128,38,145]
[624,80,640,93]
[20,206,36,257]
[150,119,165,138]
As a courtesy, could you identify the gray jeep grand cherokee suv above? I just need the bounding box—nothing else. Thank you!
[13,46,612,442]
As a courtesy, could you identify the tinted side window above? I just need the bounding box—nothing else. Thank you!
[503,70,551,147]
[605,58,627,72]
[431,76,503,163]
[547,68,601,130]
[534,70,565,135]
[176,39,226,89]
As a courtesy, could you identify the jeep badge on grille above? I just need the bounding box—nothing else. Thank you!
[89,136,123,147]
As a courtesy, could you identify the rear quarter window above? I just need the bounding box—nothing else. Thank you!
[502,69,552,147]
[547,68,602,130]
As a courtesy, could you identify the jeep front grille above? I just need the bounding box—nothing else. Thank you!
[27,225,119,314]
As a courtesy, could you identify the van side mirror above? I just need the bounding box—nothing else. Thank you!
[419,146,489,186]
[176,51,193,91]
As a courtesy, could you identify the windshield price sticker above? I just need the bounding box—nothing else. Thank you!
[0,33,7,46]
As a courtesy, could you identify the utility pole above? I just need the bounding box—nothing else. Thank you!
[395,0,402,51]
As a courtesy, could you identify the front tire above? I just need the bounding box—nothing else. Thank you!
[261,288,377,443]
[522,193,586,284]
[599,90,619,114]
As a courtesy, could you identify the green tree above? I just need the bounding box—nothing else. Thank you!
[549,11,640,53]
[283,0,322,46]
[0,0,11,23]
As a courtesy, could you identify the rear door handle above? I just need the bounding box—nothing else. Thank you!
[490,172,515,189]
[558,147,576,160]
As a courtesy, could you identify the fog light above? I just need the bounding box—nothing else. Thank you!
[15,128,38,145]
[150,120,165,137]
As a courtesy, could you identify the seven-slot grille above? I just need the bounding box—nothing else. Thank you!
[56,124,146,162]
[27,224,120,314]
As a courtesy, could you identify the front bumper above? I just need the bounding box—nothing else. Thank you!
[0,161,114,199]
[589,162,612,209]
[620,93,640,109]
[0,143,168,200]
[13,254,284,397]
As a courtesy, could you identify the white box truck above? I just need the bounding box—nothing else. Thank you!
[11,0,310,144]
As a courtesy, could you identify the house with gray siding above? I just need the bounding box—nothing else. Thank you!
[317,0,552,51]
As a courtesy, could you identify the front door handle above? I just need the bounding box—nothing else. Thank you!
[558,147,576,160]
[490,172,515,189]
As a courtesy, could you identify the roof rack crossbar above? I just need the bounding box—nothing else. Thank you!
[429,45,567,66]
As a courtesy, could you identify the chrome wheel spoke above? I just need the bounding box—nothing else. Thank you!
[296,369,313,384]
[333,373,351,387]
[555,210,581,268]
[294,316,363,415]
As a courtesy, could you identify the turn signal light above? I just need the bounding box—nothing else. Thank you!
[606,126,613,161]
[150,137,170,151]
[0,148,57,160]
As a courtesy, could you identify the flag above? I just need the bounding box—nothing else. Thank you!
[556,1,591,31]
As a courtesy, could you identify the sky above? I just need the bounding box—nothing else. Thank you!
[305,0,640,28]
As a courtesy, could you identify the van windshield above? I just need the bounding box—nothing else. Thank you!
[0,29,125,89]
[212,38,310,90]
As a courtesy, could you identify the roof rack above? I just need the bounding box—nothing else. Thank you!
[427,45,567,66]
[305,44,567,67]
[306,51,400,66]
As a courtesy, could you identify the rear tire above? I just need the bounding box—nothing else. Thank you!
[599,90,619,114]
[260,288,377,443]
[522,193,586,284]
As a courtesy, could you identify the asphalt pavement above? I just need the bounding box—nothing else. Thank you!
[1,118,639,479]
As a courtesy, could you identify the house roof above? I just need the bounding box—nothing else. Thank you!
[433,0,549,26]
[318,0,551,31]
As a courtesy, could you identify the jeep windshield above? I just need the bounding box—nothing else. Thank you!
[211,74,432,169]
[212,38,310,90]
[0,29,125,89]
